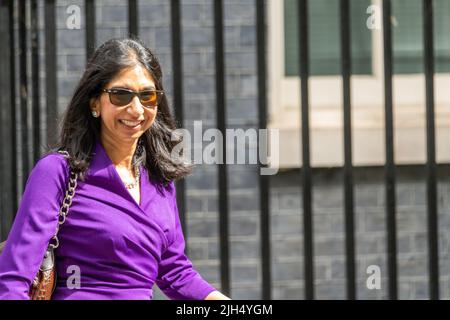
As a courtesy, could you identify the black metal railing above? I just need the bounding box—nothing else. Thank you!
[423,0,439,301]
[0,0,270,300]
[295,0,440,300]
[340,0,356,300]
[0,0,441,300]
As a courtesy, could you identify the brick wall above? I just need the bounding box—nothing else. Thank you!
[33,0,450,300]
[270,165,450,300]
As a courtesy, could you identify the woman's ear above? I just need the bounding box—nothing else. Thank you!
[90,97,100,117]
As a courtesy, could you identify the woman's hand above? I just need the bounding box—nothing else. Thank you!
[204,290,231,300]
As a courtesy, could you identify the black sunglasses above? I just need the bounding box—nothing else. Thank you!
[102,88,164,108]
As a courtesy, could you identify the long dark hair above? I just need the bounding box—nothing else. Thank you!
[47,38,192,185]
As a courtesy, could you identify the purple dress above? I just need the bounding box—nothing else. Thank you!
[0,139,216,300]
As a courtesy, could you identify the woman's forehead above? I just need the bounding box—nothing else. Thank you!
[108,65,155,89]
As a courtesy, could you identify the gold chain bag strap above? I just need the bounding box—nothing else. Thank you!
[0,151,78,300]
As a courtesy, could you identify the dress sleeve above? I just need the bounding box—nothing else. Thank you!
[155,183,217,300]
[0,154,69,299]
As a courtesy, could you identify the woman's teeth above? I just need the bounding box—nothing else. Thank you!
[120,120,142,127]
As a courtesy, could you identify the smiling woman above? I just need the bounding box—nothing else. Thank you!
[93,66,159,146]
[0,38,229,300]
[90,64,160,206]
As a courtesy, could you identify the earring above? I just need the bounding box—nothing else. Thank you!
[92,110,99,118]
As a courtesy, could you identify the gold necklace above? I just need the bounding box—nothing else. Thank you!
[123,165,140,189]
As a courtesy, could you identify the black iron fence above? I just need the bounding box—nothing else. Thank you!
[0,0,442,300]
[297,0,439,300]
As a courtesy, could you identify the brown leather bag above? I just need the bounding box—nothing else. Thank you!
[0,152,78,300]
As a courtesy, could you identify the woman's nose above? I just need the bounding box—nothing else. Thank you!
[129,96,145,115]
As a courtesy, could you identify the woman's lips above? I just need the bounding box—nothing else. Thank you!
[119,119,144,128]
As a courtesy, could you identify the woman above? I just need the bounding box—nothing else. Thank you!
[0,38,229,300]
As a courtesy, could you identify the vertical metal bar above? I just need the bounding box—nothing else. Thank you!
[214,0,230,296]
[170,0,188,249]
[85,0,96,60]
[423,0,439,300]
[340,0,356,300]
[8,0,18,218]
[18,0,29,190]
[382,0,397,300]
[0,0,6,240]
[128,0,138,38]
[298,0,314,300]
[0,0,15,240]
[31,0,40,163]
[45,0,57,148]
[256,0,271,300]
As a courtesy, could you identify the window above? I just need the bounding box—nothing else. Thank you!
[392,0,450,74]
[284,0,372,76]
[269,0,450,169]
[284,0,450,76]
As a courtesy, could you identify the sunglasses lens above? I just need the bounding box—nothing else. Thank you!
[139,91,158,107]
[110,90,133,106]
[106,89,162,107]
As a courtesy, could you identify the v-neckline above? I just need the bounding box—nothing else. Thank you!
[94,139,147,211]
[113,164,142,207]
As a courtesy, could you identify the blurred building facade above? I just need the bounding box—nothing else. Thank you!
[269,0,450,299]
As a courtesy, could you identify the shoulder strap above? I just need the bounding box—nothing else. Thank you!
[48,151,79,250]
